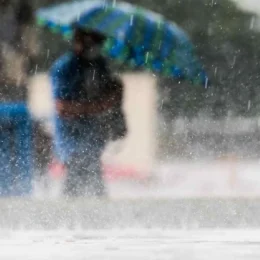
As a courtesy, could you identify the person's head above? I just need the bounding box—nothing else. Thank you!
[72,28,105,60]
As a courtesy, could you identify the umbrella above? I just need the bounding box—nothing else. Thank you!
[36,0,208,86]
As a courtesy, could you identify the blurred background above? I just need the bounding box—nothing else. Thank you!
[3,2,260,259]
[1,0,260,198]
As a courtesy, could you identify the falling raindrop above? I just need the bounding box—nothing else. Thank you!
[130,14,134,26]
[214,67,218,77]
[248,100,251,111]
[145,52,150,63]
[112,0,116,7]
[204,77,209,89]
[93,70,96,80]
[231,56,237,67]
[250,16,256,30]
[34,64,38,75]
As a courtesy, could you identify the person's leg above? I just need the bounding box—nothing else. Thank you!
[64,144,106,197]
[53,120,78,196]
[82,148,106,196]
[63,117,107,196]
[65,153,87,196]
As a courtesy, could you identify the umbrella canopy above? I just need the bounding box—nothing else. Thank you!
[36,0,208,86]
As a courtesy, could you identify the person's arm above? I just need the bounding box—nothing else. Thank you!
[56,79,123,118]
[50,54,76,118]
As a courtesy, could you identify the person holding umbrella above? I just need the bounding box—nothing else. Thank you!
[37,0,208,196]
[50,27,127,196]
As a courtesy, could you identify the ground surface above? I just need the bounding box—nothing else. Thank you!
[1,229,260,259]
[3,160,260,259]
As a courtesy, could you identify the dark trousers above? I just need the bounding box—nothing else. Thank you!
[64,149,105,197]
[55,107,127,197]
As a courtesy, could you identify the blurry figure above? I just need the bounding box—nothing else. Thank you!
[50,28,126,196]
[0,1,43,196]
[0,0,39,101]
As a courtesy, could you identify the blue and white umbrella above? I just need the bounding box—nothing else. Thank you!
[36,0,208,86]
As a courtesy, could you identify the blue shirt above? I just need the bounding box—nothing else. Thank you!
[50,52,113,162]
